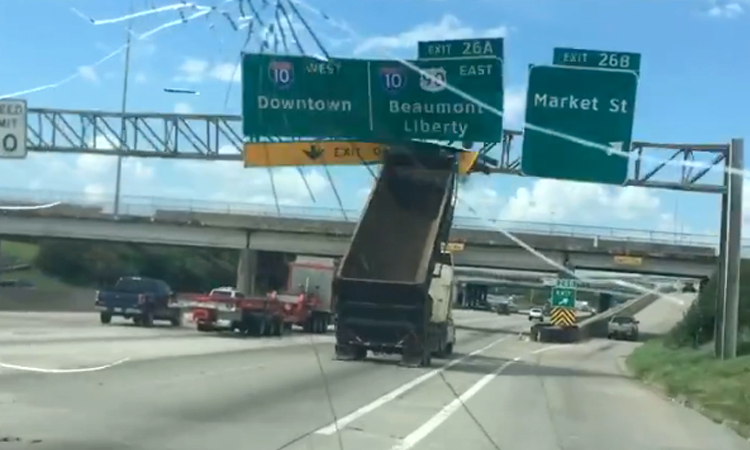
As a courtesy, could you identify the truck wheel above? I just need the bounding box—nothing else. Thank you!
[170,313,183,327]
[100,312,112,324]
[421,351,432,367]
[272,320,282,337]
[353,346,367,360]
[257,319,267,337]
[197,322,212,332]
[313,317,322,334]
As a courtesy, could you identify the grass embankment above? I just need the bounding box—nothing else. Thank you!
[625,261,750,437]
[628,340,750,436]
[0,240,72,290]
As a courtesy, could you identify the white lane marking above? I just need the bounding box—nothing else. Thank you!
[315,334,514,435]
[0,357,130,374]
[390,345,563,450]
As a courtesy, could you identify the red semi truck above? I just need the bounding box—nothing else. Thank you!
[180,257,336,336]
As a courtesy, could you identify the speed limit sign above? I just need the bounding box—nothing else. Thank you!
[0,99,27,159]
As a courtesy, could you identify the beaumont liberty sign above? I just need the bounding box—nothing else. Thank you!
[241,49,504,142]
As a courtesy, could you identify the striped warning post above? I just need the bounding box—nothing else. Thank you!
[550,306,577,327]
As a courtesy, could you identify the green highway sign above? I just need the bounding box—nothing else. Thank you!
[418,38,504,61]
[242,54,369,139]
[551,278,577,307]
[553,47,641,76]
[242,53,504,142]
[369,57,503,141]
[521,65,638,185]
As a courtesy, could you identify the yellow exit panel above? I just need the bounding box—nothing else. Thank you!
[244,141,389,167]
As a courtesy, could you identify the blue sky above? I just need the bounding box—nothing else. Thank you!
[0,0,747,240]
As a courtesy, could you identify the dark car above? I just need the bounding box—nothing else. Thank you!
[95,276,182,327]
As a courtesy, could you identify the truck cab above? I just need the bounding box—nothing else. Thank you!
[428,250,455,357]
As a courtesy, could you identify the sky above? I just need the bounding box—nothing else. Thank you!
[0,0,747,245]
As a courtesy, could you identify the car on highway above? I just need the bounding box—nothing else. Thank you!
[528,307,543,321]
[95,276,182,327]
[607,315,639,341]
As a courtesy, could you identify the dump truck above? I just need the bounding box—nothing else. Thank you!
[333,150,458,367]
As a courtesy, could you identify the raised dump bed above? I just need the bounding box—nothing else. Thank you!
[334,150,458,367]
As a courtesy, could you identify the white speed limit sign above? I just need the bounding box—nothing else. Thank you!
[0,99,27,159]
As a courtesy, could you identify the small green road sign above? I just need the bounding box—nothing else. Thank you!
[551,278,577,307]
[369,57,503,142]
[553,47,641,76]
[418,38,504,61]
[521,65,638,185]
[242,53,504,142]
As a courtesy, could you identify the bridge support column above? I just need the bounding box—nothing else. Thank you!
[236,249,258,295]
[598,293,613,313]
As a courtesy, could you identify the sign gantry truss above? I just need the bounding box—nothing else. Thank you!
[26,107,728,193]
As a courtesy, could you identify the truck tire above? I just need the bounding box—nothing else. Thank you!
[272,319,282,337]
[170,313,183,327]
[335,344,366,361]
[100,312,112,324]
[197,322,213,332]
[257,319,268,337]
[141,312,154,328]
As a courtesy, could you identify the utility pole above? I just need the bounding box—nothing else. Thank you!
[114,7,133,218]
[715,138,744,359]
[722,139,744,359]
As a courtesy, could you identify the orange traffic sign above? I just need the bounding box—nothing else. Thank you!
[244,141,389,167]
[243,140,480,175]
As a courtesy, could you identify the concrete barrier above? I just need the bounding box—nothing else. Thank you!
[576,286,673,340]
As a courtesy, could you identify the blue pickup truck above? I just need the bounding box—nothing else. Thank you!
[94,276,183,327]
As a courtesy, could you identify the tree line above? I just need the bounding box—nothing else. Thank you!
[34,240,238,292]
[666,262,750,354]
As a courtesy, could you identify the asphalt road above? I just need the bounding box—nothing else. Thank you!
[0,300,747,450]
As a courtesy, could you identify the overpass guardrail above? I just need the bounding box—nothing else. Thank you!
[0,187,725,250]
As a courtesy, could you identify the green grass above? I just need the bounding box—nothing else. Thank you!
[1,240,41,261]
[627,339,750,436]
[0,240,74,291]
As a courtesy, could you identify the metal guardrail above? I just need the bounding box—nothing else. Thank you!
[0,187,724,248]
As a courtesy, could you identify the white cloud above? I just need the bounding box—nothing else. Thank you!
[174,58,241,84]
[500,179,660,224]
[83,183,107,201]
[174,102,193,114]
[174,58,209,82]
[707,2,743,18]
[353,15,510,56]
[134,72,147,84]
[504,86,526,129]
[210,63,241,83]
[78,66,99,83]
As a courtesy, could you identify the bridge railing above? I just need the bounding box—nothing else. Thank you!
[0,187,724,249]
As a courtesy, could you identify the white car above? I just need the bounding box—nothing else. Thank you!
[528,308,543,321]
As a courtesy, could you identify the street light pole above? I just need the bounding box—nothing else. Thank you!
[114,13,133,218]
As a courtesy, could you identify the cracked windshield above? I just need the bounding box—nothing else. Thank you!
[0,0,748,449]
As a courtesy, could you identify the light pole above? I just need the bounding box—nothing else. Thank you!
[114,11,133,218]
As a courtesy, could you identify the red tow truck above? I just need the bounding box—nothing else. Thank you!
[179,257,336,336]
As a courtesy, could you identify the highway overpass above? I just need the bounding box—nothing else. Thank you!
[0,203,718,280]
